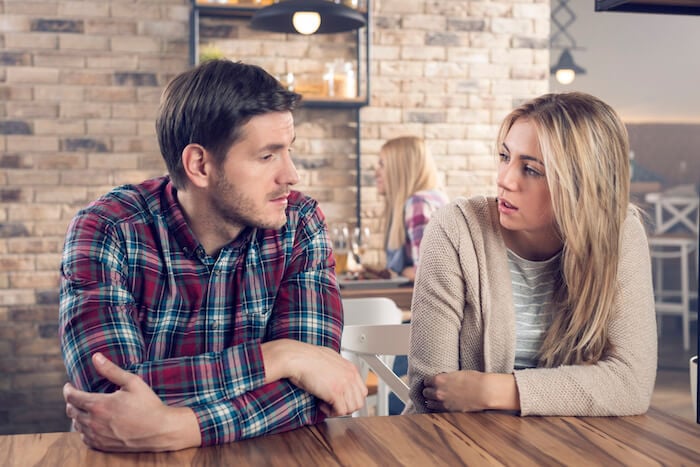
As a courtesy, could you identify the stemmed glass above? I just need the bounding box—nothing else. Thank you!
[352,226,371,266]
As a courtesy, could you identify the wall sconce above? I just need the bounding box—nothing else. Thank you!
[251,0,366,35]
[550,0,586,85]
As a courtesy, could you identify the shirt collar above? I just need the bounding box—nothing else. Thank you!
[160,178,255,259]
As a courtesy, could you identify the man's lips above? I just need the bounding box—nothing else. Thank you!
[270,192,290,203]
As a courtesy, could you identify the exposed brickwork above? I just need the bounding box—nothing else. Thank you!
[0,0,549,434]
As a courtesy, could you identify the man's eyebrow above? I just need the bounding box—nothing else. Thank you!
[258,134,296,153]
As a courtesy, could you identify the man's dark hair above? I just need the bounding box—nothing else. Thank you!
[156,59,301,189]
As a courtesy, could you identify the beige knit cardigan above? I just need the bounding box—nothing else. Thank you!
[405,196,657,416]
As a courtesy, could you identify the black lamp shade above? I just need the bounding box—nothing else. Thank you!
[251,0,366,34]
[550,49,586,75]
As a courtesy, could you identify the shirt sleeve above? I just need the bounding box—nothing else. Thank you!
[404,195,437,266]
[513,212,658,416]
[59,201,342,445]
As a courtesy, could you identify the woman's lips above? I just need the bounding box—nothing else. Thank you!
[498,198,517,214]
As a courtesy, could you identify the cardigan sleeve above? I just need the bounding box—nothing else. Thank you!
[514,212,657,416]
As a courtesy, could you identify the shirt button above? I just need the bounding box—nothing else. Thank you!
[213,270,220,276]
[211,320,219,330]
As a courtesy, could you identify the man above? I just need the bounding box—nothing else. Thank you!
[59,59,366,452]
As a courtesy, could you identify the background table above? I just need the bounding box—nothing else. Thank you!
[4,408,699,466]
[339,280,414,311]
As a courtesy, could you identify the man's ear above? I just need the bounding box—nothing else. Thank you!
[181,144,210,188]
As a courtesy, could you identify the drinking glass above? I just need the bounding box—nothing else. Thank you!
[330,224,350,275]
[352,226,370,265]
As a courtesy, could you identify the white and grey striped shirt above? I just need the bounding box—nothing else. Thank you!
[507,249,562,369]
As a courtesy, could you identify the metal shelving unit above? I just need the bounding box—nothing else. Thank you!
[189,0,371,225]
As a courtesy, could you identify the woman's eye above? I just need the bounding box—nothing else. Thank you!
[499,153,510,162]
[525,166,543,177]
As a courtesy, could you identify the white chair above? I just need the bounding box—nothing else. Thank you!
[341,323,411,416]
[341,297,406,416]
[645,188,699,351]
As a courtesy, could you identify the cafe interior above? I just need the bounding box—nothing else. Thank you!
[0,0,698,463]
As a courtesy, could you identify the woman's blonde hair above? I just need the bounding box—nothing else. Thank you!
[497,92,632,367]
[380,136,440,250]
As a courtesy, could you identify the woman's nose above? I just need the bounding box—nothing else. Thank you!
[497,162,518,191]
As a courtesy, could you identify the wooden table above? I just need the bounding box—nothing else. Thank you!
[339,282,414,311]
[4,409,699,466]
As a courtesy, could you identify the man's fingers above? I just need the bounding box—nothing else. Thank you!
[63,382,92,412]
[92,352,135,388]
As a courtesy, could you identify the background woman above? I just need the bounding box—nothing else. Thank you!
[375,136,449,281]
[405,92,656,416]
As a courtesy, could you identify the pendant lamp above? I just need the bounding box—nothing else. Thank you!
[550,48,586,85]
[251,0,366,35]
[550,0,586,85]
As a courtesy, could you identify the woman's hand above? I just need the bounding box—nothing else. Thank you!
[422,370,520,412]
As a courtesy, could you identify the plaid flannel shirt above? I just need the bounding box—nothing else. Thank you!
[386,189,449,274]
[59,176,342,446]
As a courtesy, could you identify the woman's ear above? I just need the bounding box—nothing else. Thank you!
[181,144,210,188]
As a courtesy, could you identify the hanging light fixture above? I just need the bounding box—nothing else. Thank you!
[251,0,366,35]
[292,11,322,35]
[550,48,586,85]
[550,0,586,85]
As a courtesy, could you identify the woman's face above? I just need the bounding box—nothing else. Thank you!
[375,152,387,195]
[496,118,556,241]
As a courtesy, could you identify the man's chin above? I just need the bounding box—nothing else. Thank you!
[256,214,287,231]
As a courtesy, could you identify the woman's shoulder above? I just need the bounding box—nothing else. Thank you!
[433,195,500,230]
[621,205,649,245]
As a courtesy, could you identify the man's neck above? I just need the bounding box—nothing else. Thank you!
[175,188,243,257]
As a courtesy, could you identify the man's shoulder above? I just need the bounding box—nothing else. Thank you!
[287,190,318,211]
[74,176,169,228]
[285,190,324,224]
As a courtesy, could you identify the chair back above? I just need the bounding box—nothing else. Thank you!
[342,297,403,326]
[341,297,406,415]
[646,191,699,236]
[341,323,411,405]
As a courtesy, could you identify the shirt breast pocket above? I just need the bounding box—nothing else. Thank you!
[238,298,275,338]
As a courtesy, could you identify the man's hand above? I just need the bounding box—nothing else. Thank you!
[262,340,367,417]
[63,353,201,452]
[422,370,520,412]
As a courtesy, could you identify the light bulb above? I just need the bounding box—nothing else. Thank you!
[292,11,321,35]
[555,68,575,85]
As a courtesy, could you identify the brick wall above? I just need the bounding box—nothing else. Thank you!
[0,0,549,434]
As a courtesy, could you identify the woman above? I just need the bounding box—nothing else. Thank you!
[406,92,656,416]
[375,136,449,281]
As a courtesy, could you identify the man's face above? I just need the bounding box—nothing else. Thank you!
[209,111,299,232]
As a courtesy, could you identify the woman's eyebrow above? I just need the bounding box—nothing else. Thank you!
[502,142,544,165]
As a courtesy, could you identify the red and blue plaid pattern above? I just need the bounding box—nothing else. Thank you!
[404,190,450,264]
[59,176,342,445]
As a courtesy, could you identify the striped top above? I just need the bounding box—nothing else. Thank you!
[507,249,561,369]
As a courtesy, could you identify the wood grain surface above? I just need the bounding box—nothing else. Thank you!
[3,408,699,466]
